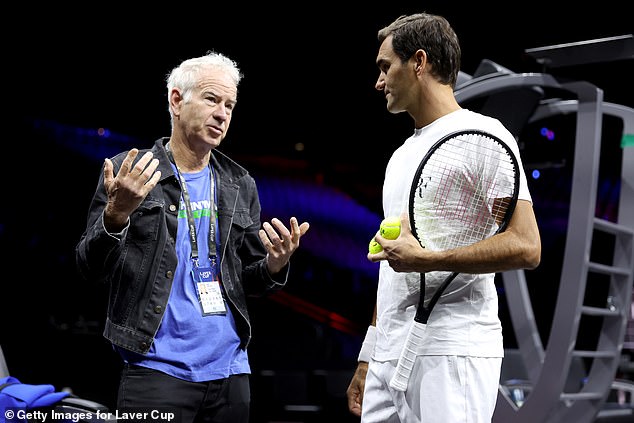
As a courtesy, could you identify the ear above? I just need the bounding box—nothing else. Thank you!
[413,49,428,74]
[169,88,183,117]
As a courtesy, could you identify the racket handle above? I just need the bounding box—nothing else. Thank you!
[389,321,427,391]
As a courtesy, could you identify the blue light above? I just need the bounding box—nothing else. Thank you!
[532,169,541,179]
[540,127,555,140]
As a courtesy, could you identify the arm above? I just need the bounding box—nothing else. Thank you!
[76,149,161,282]
[347,305,377,417]
[372,200,541,274]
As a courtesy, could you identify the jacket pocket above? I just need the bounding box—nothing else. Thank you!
[128,200,164,241]
[227,209,253,247]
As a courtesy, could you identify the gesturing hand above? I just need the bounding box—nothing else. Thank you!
[103,149,161,232]
[260,217,310,275]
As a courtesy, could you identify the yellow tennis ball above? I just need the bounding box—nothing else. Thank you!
[369,239,383,254]
[380,216,401,240]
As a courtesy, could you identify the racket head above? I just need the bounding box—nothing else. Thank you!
[408,129,520,252]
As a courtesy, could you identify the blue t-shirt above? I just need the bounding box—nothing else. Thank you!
[118,166,250,382]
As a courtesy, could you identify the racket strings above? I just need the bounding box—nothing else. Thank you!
[413,133,517,251]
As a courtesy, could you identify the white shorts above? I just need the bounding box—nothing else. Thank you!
[361,355,502,423]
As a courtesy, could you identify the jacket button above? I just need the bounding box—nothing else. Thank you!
[166,270,174,279]
[169,204,177,212]
[154,305,162,314]
[140,342,148,350]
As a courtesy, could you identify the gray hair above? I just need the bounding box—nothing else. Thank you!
[166,51,243,121]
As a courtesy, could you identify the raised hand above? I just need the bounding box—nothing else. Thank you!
[259,217,310,275]
[103,149,161,232]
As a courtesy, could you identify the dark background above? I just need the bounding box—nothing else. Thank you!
[3,2,633,421]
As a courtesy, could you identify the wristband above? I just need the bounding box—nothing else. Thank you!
[358,325,377,362]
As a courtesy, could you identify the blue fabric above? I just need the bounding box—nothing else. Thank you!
[0,376,70,422]
[118,167,250,382]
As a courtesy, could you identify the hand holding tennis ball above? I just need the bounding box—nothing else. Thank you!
[368,216,401,254]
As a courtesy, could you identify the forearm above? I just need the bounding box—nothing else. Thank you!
[433,200,541,273]
[430,229,540,274]
[384,200,542,274]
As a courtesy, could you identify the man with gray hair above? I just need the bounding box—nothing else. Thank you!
[77,51,310,422]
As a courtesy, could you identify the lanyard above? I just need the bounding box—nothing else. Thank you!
[165,143,218,265]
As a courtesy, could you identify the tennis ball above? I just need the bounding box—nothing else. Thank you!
[369,239,383,254]
[380,216,401,240]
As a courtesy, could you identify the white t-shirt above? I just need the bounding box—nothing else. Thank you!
[373,109,532,362]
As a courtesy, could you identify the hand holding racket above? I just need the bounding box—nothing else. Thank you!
[389,129,520,391]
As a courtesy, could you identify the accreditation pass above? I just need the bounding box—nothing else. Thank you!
[194,267,226,315]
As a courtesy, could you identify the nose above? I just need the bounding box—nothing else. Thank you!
[374,72,385,91]
[375,75,385,91]
[213,104,228,121]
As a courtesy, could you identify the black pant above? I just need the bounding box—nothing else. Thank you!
[117,364,250,423]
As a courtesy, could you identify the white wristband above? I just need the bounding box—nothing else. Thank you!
[358,325,377,362]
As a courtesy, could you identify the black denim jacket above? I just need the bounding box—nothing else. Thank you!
[76,138,288,354]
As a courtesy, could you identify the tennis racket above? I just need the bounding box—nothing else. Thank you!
[389,129,520,391]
